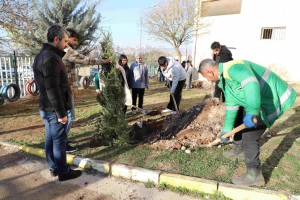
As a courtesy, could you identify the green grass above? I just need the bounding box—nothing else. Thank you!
[1,79,300,195]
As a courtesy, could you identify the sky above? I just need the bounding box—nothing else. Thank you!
[98,0,172,48]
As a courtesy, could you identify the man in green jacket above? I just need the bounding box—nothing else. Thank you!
[198,59,297,186]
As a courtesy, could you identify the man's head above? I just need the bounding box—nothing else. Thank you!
[158,56,168,71]
[47,24,69,51]
[66,28,81,48]
[135,51,142,63]
[211,41,221,56]
[198,58,219,82]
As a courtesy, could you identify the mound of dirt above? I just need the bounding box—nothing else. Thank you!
[128,97,226,151]
[148,98,225,151]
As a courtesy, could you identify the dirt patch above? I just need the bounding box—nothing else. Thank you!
[1,85,225,152]
[128,97,226,151]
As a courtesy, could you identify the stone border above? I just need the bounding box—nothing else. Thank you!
[0,142,293,200]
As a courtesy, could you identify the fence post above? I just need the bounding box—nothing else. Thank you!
[11,51,18,85]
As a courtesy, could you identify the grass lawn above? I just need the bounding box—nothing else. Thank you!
[0,78,299,195]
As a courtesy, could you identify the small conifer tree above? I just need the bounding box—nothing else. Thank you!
[95,32,130,146]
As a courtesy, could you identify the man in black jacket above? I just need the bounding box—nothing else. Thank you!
[210,41,233,102]
[32,24,82,181]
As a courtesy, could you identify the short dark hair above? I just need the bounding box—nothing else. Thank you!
[211,41,221,50]
[198,58,218,73]
[158,56,168,66]
[118,54,128,66]
[66,28,81,40]
[47,24,67,43]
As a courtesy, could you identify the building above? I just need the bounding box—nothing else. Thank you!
[192,0,300,81]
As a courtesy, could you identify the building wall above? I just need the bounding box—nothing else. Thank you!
[193,0,300,81]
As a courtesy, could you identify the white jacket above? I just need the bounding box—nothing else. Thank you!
[162,57,187,93]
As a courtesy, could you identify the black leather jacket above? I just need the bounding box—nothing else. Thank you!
[213,45,233,63]
[33,43,72,118]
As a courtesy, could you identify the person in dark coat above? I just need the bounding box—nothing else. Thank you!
[32,25,82,181]
[211,41,233,102]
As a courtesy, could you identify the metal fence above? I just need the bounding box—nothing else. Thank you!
[0,53,159,101]
[0,52,34,99]
[149,64,158,77]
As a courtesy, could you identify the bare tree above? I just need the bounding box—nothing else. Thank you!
[0,0,36,46]
[143,0,208,62]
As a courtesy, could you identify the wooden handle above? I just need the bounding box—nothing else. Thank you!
[221,116,257,139]
[221,124,246,139]
[171,94,179,114]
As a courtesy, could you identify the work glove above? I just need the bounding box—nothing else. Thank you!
[217,131,229,143]
[243,114,257,128]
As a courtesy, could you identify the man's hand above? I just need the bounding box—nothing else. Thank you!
[243,114,257,128]
[58,116,68,124]
[96,89,101,94]
[218,131,229,143]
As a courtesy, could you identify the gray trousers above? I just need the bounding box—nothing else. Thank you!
[242,128,266,168]
[234,107,267,168]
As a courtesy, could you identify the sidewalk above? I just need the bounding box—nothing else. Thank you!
[1,141,297,200]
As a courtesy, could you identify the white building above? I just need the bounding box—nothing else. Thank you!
[193,0,300,81]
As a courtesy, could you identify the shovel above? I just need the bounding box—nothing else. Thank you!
[206,117,258,147]
[171,94,179,115]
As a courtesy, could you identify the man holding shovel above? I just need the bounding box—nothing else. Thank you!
[158,56,187,115]
[198,59,297,186]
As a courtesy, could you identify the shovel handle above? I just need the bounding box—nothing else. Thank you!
[221,117,257,139]
[171,94,179,114]
[221,124,246,139]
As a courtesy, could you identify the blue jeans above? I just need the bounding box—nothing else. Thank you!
[66,96,75,136]
[40,110,69,175]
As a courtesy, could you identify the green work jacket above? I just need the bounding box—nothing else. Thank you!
[218,60,297,132]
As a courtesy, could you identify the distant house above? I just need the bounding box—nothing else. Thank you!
[192,0,300,81]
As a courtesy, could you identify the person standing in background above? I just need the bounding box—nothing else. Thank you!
[184,58,194,90]
[62,28,109,152]
[211,41,233,103]
[116,54,132,114]
[130,52,148,114]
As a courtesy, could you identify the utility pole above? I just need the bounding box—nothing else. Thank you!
[139,4,157,50]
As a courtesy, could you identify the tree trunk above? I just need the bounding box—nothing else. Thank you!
[174,46,182,63]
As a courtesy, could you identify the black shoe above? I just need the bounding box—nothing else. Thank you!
[50,169,58,177]
[58,169,82,181]
[66,144,78,153]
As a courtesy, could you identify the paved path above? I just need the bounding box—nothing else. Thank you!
[0,145,198,200]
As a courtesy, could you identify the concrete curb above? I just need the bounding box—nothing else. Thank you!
[1,142,294,200]
[218,182,290,200]
[160,173,217,194]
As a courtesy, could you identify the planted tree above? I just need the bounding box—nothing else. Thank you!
[94,32,130,147]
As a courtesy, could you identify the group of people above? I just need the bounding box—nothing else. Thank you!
[95,52,192,116]
[32,24,297,187]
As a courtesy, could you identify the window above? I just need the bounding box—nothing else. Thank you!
[261,27,286,40]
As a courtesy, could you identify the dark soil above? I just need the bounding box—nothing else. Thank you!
[128,96,226,151]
